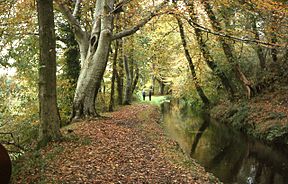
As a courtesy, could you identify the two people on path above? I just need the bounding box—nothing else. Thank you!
[142,88,152,101]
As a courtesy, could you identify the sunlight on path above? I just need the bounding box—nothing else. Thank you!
[137,93,168,105]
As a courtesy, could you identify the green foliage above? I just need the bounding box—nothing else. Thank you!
[265,125,288,143]
[12,145,64,183]
[214,103,250,131]
[266,112,287,120]
[229,104,250,129]
[0,0,287,160]
[57,21,80,84]
[56,21,81,124]
[0,33,40,150]
[57,77,75,125]
[0,73,39,149]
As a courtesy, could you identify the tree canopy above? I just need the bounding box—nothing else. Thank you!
[0,0,287,148]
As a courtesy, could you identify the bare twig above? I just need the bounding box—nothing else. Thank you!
[0,132,25,151]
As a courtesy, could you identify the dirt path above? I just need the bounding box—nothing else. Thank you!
[13,104,219,183]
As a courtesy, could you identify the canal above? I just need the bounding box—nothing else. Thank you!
[160,101,288,184]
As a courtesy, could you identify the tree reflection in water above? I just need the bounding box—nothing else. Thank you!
[161,101,288,184]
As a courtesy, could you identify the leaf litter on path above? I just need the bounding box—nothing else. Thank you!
[13,104,220,183]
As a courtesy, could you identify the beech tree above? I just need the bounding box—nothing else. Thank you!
[122,38,139,105]
[116,39,124,105]
[37,0,61,145]
[56,0,168,119]
[108,40,119,111]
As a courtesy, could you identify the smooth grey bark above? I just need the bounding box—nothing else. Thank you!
[109,40,119,112]
[72,0,114,118]
[57,0,169,119]
[37,0,61,146]
[116,62,124,105]
[131,66,139,94]
[123,55,132,105]
[176,17,210,107]
[72,0,82,17]
[123,45,139,104]
[116,40,124,105]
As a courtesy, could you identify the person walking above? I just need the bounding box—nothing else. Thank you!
[149,88,152,101]
[142,89,146,101]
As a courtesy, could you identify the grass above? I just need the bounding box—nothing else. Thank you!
[136,92,168,105]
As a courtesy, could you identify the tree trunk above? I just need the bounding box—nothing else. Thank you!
[252,18,266,69]
[186,2,235,99]
[151,75,156,95]
[123,55,132,105]
[37,0,61,146]
[271,35,278,63]
[270,12,278,63]
[176,17,210,107]
[131,66,139,94]
[56,0,168,119]
[72,0,114,119]
[109,40,119,112]
[116,40,124,105]
[159,79,165,95]
[201,0,254,99]
[101,78,106,94]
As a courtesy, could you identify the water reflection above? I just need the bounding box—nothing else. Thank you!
[161,102,288,184]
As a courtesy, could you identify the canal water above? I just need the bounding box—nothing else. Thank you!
[160,101,288,184]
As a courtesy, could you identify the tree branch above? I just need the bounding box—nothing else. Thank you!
[0,132,25,151]
[55,1,87,42]
[73,0,82,17]
[186,16,283,48]
[177,0,284,48]
[112,0,169,40]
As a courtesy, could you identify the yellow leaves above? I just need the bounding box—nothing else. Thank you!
[1,0,36,41]
[214,0,288,18]
[251,0,287,12]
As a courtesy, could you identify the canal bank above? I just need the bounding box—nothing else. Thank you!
[160,100,288,184]
[210,87,288,148]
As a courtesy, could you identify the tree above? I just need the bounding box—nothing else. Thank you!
[109,40,119,111]
[123,54,132,105]
[59,22,81,86]
[176,16,210,107]
[251,16,266,70]
[116,39,124,105]
[200,0,254,98]
[37,0,61,146]
[123,38,139,105]
[183,1,235,99]
[56,0,169,119]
